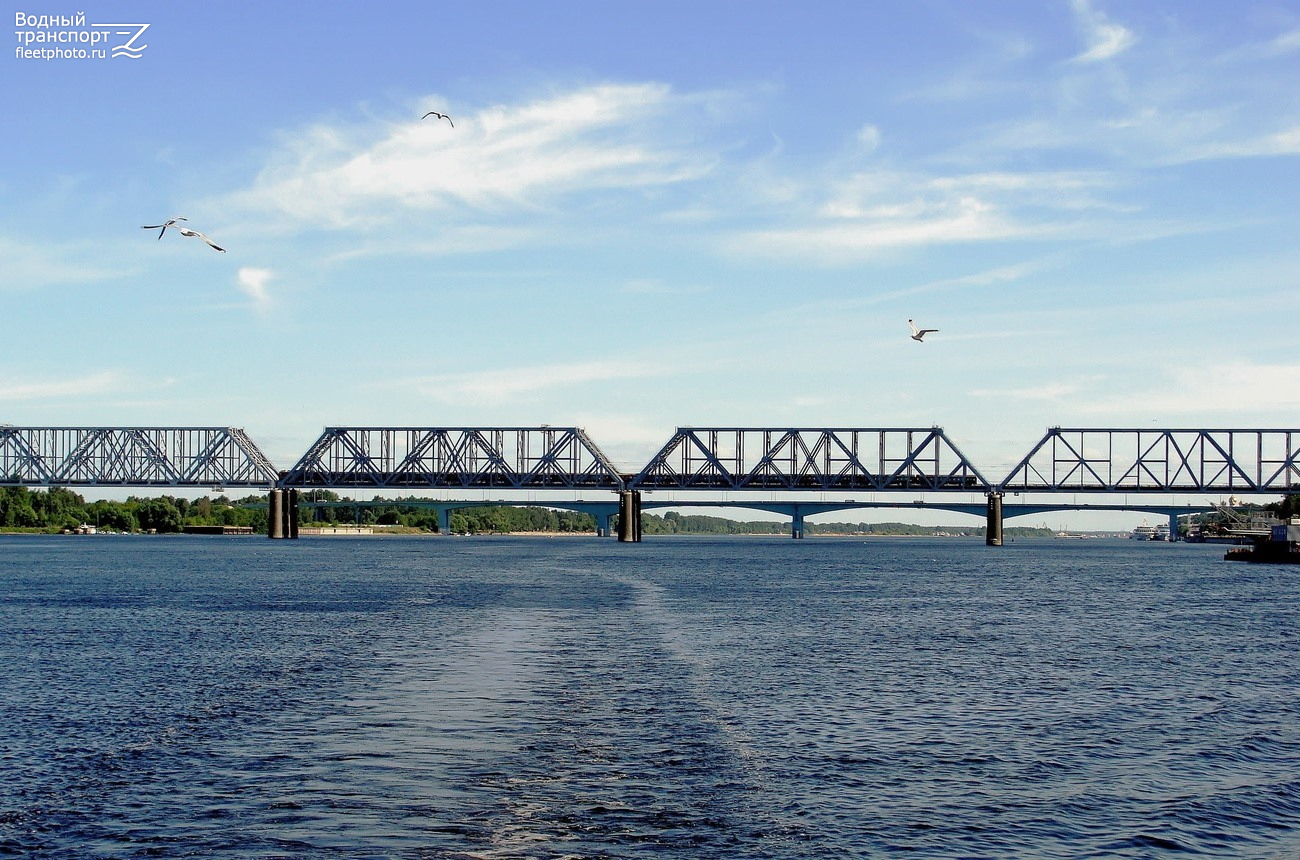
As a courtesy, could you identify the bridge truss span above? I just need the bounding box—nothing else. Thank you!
[278,427,626,490]
[629,427,991,492]
[0,427,279,488]
[998,428,1300,493]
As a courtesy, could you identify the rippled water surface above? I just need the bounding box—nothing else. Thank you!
[2,534,1299,858]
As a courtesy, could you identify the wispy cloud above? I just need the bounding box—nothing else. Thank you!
[1079,363,1300,415]
[398,360,675,405]
[224,84,720,236]
[856,124,882,152]
[1219,27,1300,62]
[1172,124,1300,162]
[1069,0,1137,63]
[730,175,1078,264]
[1266,28,1300,57]
[734,201,1027,262]
[969,379,1095,401]
[0,371,124,401]
[0,237,135,291]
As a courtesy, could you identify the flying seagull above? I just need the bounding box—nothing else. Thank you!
[909,319,939,342]
[141,215,186,239]
[174,225,225,252]
[422,111,454,127]
[141,216,226,252]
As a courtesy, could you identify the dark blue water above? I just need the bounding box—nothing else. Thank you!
[2,534,1298,858]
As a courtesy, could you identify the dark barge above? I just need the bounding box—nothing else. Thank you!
[1225,522,1300,564]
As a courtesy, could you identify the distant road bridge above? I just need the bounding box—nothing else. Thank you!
[2,425,1297,542]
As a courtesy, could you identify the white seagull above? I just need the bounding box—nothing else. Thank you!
[141,215,186,239]
[909,319,939,342]
[141,216,226,252]
[422,110,454,127]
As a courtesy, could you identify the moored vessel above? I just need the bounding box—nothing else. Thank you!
[1225,521,1300,564]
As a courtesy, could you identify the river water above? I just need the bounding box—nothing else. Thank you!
[1,534,1298,858]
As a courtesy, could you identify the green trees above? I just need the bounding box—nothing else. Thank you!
[0,487,265,533]
[1269,495,1300,521]
[0,486,41,528]
[444,506,595,534]
[133,497,183,533]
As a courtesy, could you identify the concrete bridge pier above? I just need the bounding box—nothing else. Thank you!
[287,489,299,538]
[268,489,283,538]
[791,507,805,539]
[618,491,642,542]
[267,488,299,539]
[986,492,1004,546]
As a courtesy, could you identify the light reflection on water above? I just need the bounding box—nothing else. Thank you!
[1,534,1298,857]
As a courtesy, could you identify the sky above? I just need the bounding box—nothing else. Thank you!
[4,1,1300,524]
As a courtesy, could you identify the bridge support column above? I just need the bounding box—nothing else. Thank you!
[791,508,805,539]
[617,491,642,542]
[1168,511,1179,542]
[268,489,284,539]
[438,507,452,535]
[287,489,299,539]
[986,492,1004,546]
[598,510,614,538]
[268,489,299,539]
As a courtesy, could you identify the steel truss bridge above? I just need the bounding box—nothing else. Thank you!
[2,425,1297,541]
[0,427,278,488]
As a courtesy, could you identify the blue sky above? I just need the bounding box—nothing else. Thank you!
[5,0,1300,491]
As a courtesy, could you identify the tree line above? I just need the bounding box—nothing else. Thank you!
[0,485,266,533]
[4,485,1296,536]
[642,511,1050,537]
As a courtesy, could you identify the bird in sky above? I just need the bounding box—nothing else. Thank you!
[141,216,225,252]
[422,111,454,127]
[174,225,225,252]
[141,216,186,239]
[909,319,939,342]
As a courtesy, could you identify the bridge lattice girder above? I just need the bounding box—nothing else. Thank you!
[998,429,1300,493]
[0,427,279,487]
[629,428,991,492]
[278,427,625,489]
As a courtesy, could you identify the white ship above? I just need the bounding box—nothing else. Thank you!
[1130,521,1169,540]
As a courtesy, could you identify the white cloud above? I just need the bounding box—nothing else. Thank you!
[0,237,134,291]
[1222,27,1300,62]
[400,360,674,405]
[224,84,718,234]
[969,380,1091,401]
[856,124,882,151]
[1080,363,1300,416]
[1069,0,1137,63]
[726,164,1127,264]
[236,267,274,313]
[732,195,1046,263]
[322,225,540,264]
[566,413,679,470]
[1270,28,1300,56]
[1173,125,1300,162]
[0,371,124,401]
